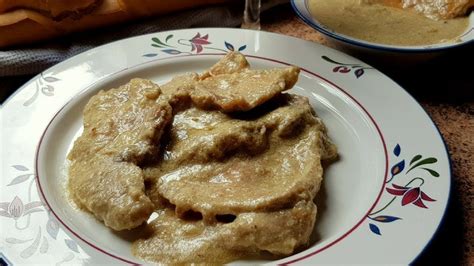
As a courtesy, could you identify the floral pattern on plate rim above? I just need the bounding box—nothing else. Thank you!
[1,165,82,265]
[321,55,374,78]
[367,144,439,235]
[22,73,61,107]
[143,32,247,57]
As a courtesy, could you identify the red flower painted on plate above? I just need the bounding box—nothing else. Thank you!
[190,33,211,53]
[386,184,436,208]
[333,66,350,73]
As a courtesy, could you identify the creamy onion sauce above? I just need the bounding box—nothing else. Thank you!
[308,0,469,46]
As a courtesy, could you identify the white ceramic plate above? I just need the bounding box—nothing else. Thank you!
[0,28,450,265]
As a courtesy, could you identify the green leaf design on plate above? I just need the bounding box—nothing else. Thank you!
[422,168,440,177]
[322,55,361,67]
[406,157,437,173]
[152,36,175,48]
[152,37,167,46]
[322,55,344,65]
[410,154,422,165]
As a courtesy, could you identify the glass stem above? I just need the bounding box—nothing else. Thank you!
[242,0,261,30]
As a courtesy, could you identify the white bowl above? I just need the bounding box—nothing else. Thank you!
[291,0,474,57]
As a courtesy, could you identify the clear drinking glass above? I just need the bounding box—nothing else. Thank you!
[241,0,261,30]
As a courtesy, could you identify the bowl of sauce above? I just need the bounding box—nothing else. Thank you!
[291,0,473,54]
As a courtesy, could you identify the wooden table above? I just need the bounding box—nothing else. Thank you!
[260,4,473,265]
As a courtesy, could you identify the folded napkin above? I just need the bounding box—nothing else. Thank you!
[0,1,284,78]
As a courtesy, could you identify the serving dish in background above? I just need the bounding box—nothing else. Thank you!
[291,0,474,62]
